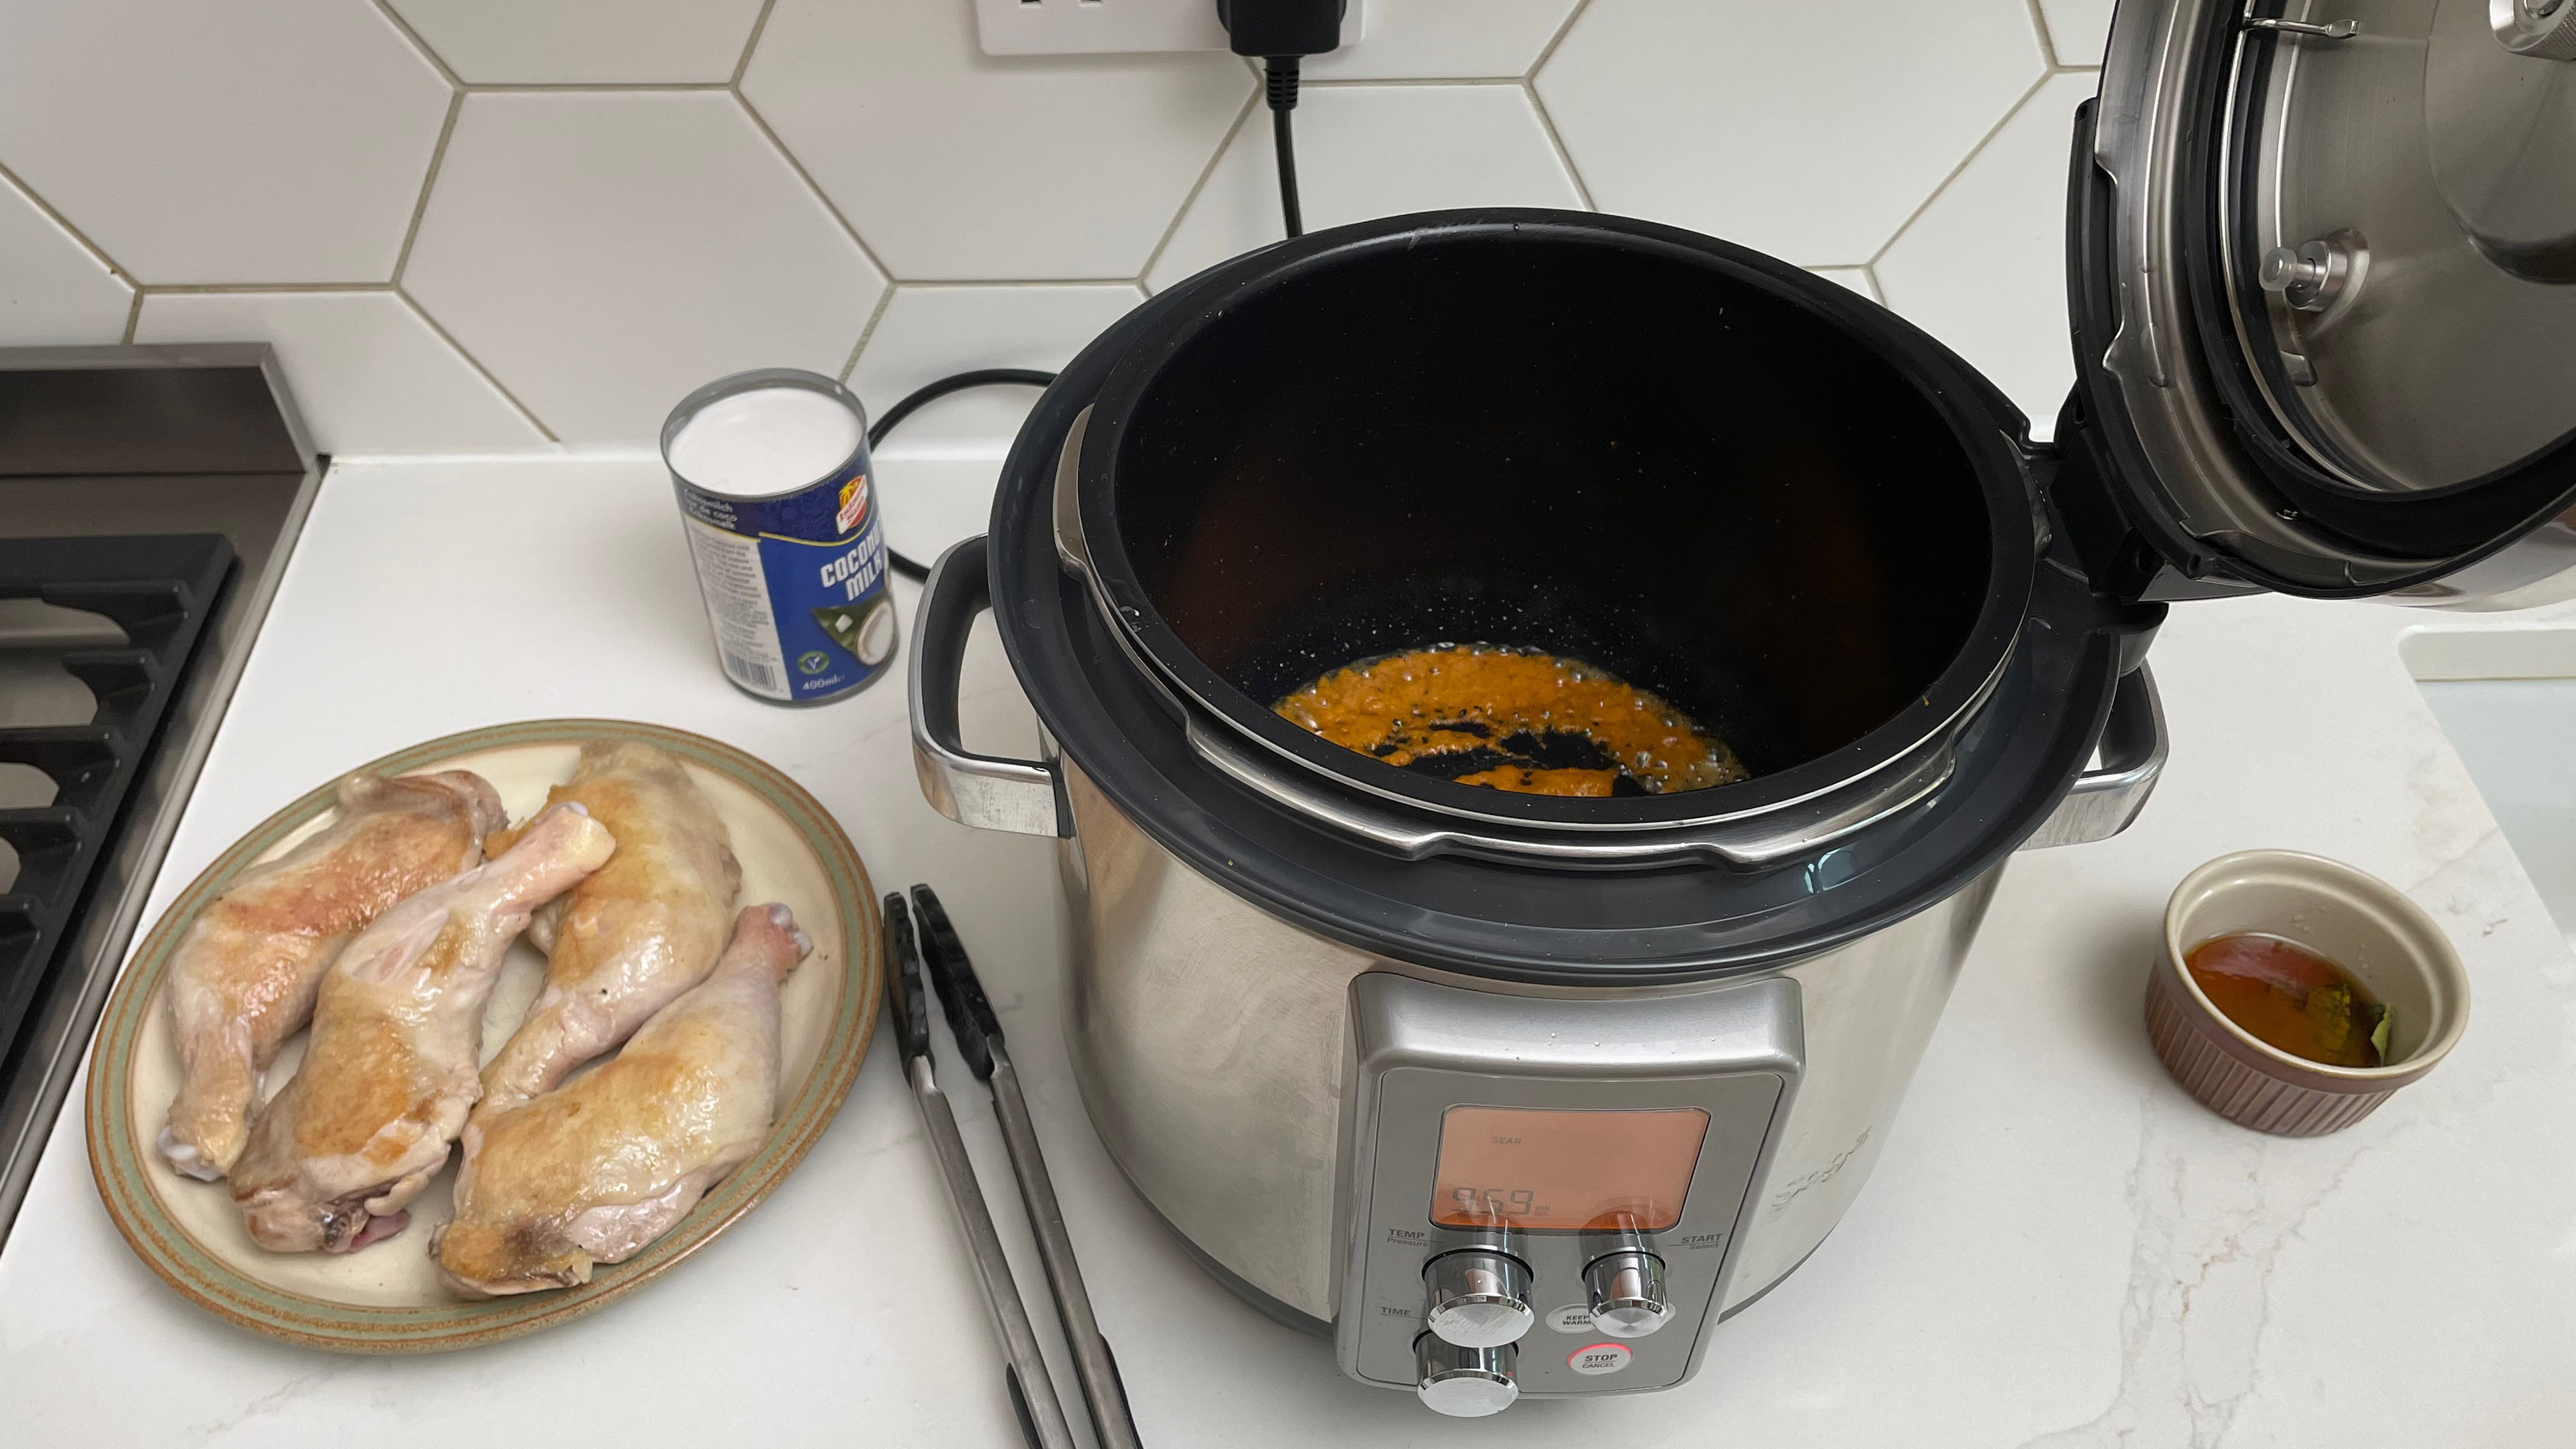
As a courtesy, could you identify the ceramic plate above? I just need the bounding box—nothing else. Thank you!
[87,719,878,1353]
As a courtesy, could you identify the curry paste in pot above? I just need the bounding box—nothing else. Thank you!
[1273,645,1747,798]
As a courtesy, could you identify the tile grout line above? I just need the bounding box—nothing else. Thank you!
[1305,75,1525,87]
[394,285,562,444]
[838,286,898,386]
[1135,85,1261,293]
[2023,0,2066,70]
[1867,68,2054,270]
[1524,79,1597,212]
[1527,0,1594,81]
[466,81,734,93]
[732,0,780,88]
[856,278,1152,289]
[0,155,140,304]
[392,89,465,285]
[366,0,463,87]
[139,282,395,295]
[732,89,901,285]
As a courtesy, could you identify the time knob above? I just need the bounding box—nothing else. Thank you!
[1415,1334,1519,1418]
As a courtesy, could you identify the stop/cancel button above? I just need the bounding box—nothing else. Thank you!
[1567,1342,1632,1376]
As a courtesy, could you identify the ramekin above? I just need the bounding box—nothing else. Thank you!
[2145,849,2469,1136]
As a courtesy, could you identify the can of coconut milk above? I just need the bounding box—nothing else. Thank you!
[662,368,897,706]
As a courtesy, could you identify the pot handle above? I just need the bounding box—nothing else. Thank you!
[2022,664,2166,850]
[909,535,1069,837]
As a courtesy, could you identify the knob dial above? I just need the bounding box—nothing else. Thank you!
[1415,1334,1519,1418]
[1422,1250,1535,1348]
[1583,1249,1672,1339]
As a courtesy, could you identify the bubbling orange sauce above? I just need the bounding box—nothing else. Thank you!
[1273,645,1747,797]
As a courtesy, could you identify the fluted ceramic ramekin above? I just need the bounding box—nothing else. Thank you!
[2146,849,2469,1136]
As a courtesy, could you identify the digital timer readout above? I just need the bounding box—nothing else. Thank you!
[1429,1105,1712,1232]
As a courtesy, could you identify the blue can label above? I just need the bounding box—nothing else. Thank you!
[674,459,896,704]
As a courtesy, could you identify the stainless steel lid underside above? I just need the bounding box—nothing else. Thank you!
[2094,0,2576,606]
[2234,0,2576,490]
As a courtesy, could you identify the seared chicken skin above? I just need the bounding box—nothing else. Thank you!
[228,803,616,1253]
[159,771,504,1181]
[434,903,809,1296]
[474,740,740,1120]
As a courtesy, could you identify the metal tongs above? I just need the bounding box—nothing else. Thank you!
[885,887,1142,1449]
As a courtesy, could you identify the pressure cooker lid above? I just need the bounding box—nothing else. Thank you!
[2084,0,2576,600]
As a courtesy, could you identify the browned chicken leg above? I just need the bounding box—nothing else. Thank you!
[228,801,616,1252]
[474,739,739,1121]
[158,770,504,1181]
[434,903,808,1296]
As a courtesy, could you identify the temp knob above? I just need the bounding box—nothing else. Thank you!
[1583,1250,1672,1338]
[1421,1250,1535,1348]
[1415,1334,1519,1418]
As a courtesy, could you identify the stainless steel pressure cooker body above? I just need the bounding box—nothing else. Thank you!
[910,0,2576,1416]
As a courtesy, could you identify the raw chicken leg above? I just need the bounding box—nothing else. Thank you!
[228,802,616,1253]
[159,770,504,1181]
[474,739,739,1119]
[433,903,809,1296]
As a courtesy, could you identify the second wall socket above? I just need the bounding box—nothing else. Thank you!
[973,0,1369,57]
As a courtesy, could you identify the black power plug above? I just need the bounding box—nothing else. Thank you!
[1216,0,1347,238]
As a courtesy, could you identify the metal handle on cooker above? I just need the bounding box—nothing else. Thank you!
[910,535,1070,838]
[2021,664,2167,850]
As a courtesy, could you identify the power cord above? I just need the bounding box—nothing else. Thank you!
[1267,57,1303,238]
[872,5,1343,583]
[869,368,1056,582]
[1220,0,1347,240]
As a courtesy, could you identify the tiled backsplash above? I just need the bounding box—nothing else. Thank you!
[0,0,2114,454]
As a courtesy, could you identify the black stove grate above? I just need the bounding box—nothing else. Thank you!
[0,534,232,1073]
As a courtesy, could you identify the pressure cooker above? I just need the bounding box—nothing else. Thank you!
[908,0,2576,1416]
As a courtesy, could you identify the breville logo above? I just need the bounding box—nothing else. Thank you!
[1765,1127,1870,1214]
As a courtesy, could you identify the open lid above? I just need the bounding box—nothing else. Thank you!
[2070,0,2576,606]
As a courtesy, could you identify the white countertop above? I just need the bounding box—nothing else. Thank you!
[5,453,2574,1447]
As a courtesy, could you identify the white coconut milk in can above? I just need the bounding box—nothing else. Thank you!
[662,368,897,705]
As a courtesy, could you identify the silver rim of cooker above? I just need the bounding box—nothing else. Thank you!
[1051,403,2023,871]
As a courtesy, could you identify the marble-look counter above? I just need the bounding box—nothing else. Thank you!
[2,456,2570,1447]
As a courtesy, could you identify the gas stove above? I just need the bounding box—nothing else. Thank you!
[0,346,319,1242]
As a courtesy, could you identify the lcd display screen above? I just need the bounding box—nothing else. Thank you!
[1429,1105,1711,1232]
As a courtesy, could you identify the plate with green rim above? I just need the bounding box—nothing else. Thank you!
[86,718,880,1353]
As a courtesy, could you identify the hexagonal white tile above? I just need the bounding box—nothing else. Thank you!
[1147,83,1584,293]
[1305,0,1583,80]
[134,291,544,454]
[0,0,449,284]
[1877,72,2100,440]
[386,0,769,84]
[2040,0,2116,67]
[850,284,1141,443]
[743,0,1252,282]
[0,171,131,345]
[1535,0,2044,266]
[403,91,886,444]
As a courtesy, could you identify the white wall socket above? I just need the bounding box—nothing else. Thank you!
[973,0,1368,57]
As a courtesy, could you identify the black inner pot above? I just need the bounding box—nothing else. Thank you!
[1091,219,2013,823]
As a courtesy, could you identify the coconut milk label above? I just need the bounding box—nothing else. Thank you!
[673,461,896,704]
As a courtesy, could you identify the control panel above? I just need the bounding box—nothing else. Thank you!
[1337,973,1802,1415]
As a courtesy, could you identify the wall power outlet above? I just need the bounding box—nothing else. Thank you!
[972,0,1369,57]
